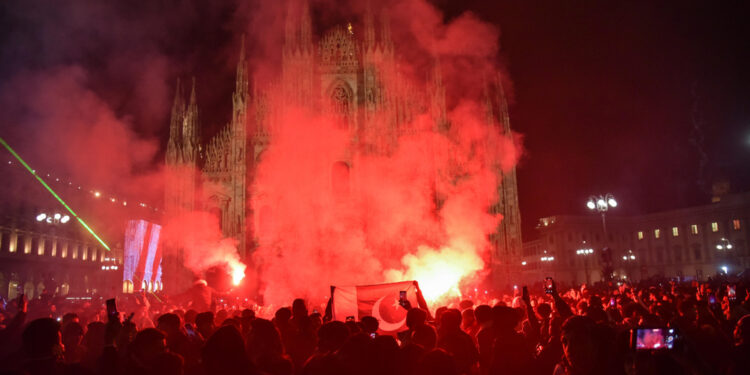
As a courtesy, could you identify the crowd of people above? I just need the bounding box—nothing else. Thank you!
[0,275,749,375]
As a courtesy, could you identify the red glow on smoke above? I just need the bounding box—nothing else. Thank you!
[161,210,246,287]
[247,0,520,306]
[0,0,520,304]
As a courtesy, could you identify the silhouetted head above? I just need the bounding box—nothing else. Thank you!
[439,309,462,331]
[130,328,166,364]
[202,325,252,374]
[61,321,84,348]
[195,311,215,337]
[241,308,255,320]
[561,316,599,373]
[61,312,79,327]
[274,307,292,324]
[292,298,308,318]
[84,321,106,352]
[248,318,284,360]
[458,300,474,310]
[536,303,552,319]
[492,305,520,332]
[735,314,750,346]
[406,308,427,330]
[360,316,379,334]
[474,305,492,325]
[412,324,437,350]
[157,313,182,335]
[317,321,349,352]
[23,318,62,360]
[461,309,475,328]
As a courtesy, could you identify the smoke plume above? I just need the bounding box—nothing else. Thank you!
[246,0,520,306]
[0,0,520,301]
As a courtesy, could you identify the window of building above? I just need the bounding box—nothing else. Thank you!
[637,231,643,240]
[692,244,702,260]
[691,224,698,235]
[733,219,741,231]
[654,229,661,239]
[672,227,679,237]
[7,233,17,253]
[711,222,719,232]
[37,238,44,256]
[673,245,683,262]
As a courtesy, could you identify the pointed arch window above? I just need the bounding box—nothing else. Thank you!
[331,85,351,117]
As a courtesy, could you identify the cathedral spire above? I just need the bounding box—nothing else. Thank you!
[235,34,248,99]
[182,77,201,153]
[167,78,184,164]
[188,77,197,108]
[380,11,393,51]
[495,73,511,135]
[364,1,376,49]
[284,0,297,50]
[299,0,312,48]
[169,78,184,140]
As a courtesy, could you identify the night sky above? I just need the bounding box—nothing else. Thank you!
[1,0,748,240]
[439,0,750,237]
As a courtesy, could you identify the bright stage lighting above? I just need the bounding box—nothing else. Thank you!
[61,215,70,223]
[54,213,61,220]
[586,201,596,210]
[608,198,617,207]
[36,213,46,221]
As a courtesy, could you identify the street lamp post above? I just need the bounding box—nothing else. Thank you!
[586,194,617,281]
[621,250,637,280]
[540,254,555,280]
[715,238,734,275]
[586,194,617,235]
[576,243,594,285]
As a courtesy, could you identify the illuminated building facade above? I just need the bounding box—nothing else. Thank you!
[0,216,121,299]
[520,192,750,285]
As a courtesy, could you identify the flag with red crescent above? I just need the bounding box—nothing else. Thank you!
[329,281,429,334]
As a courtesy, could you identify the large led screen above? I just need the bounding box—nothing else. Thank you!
[123,220,162,292]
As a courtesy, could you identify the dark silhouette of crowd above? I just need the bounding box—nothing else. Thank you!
[1,276,749,375]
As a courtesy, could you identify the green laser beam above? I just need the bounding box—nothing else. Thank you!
[0,137,111,251]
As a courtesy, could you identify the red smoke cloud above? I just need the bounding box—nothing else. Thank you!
[0,0,520,303]
[247,0,521,306]
[161,209,246,287]
[0,67,159,190]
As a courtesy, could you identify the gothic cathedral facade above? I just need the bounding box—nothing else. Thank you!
[164,4,523,290]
